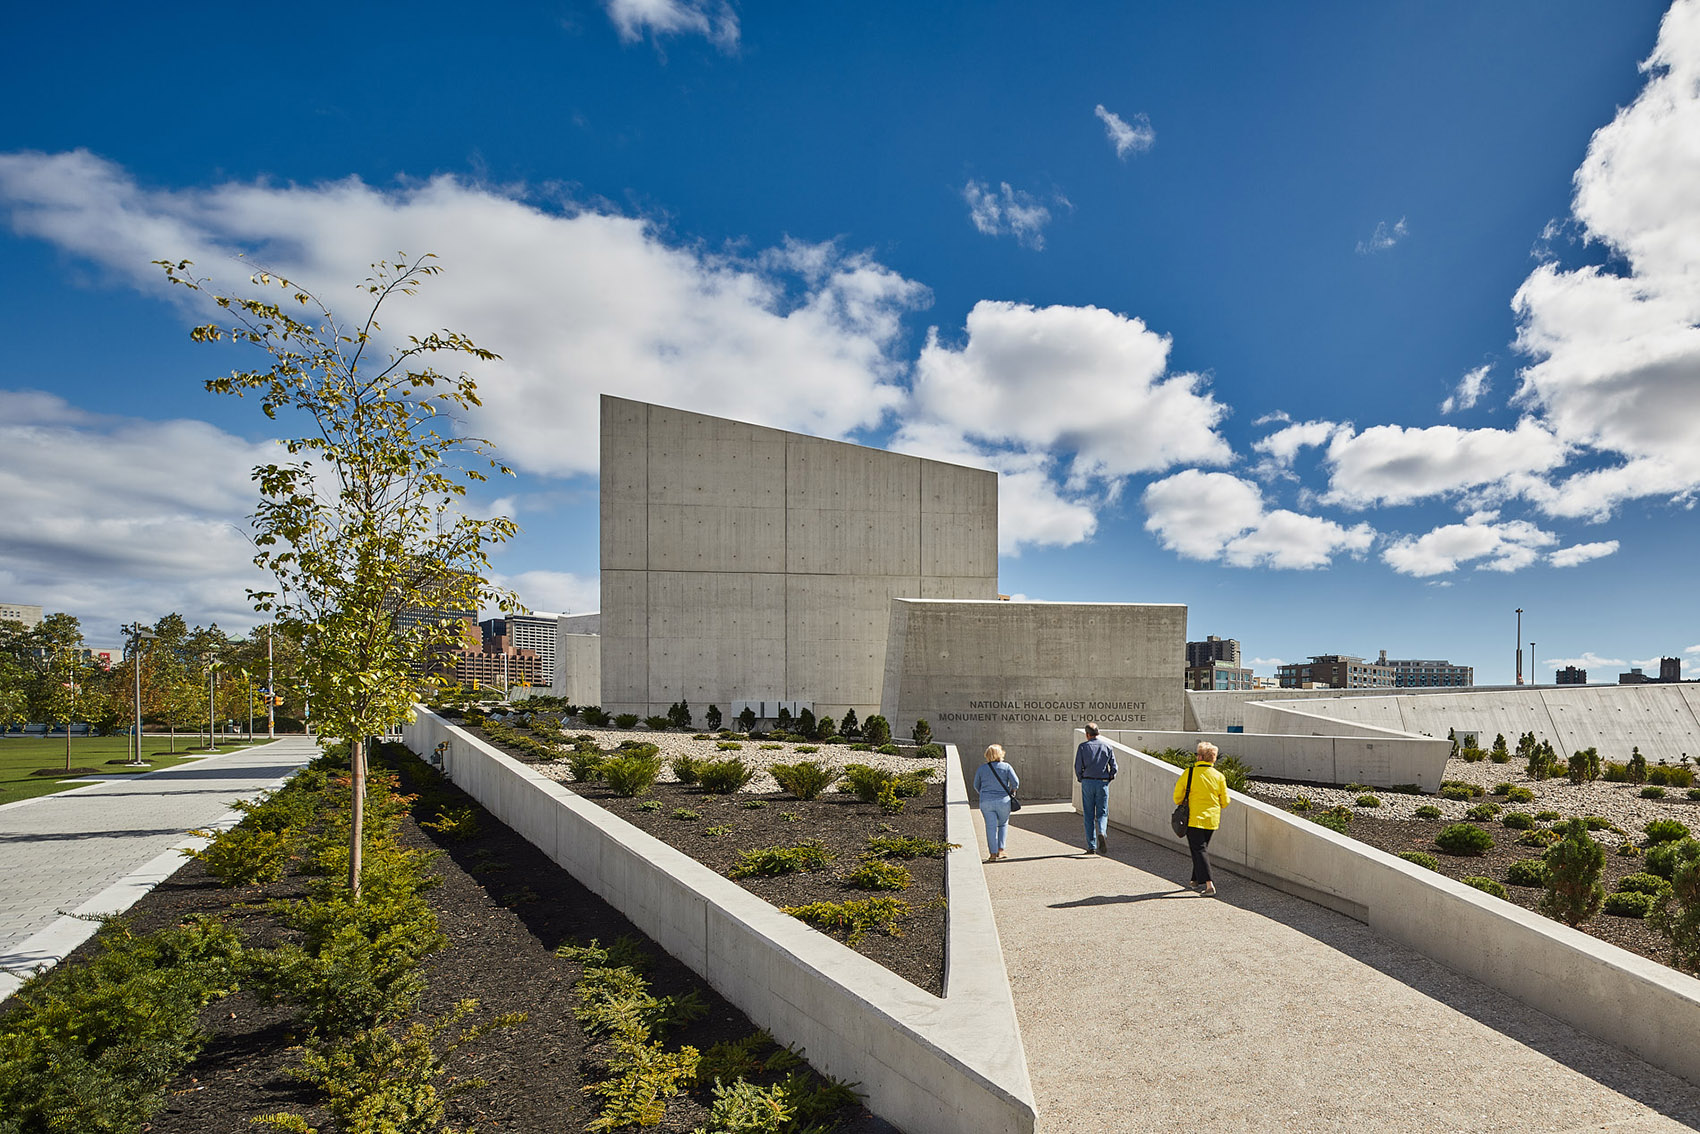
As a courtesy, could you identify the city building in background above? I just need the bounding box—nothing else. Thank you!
[1185,661,1255,691]
[1379,651,1473,689]
[0,602,43,628]
[1186,635,1241,669]
[455,644,543,691]
[1277,655,1395,690]
[1620,658,1684,685]
[1555,665,1588,685]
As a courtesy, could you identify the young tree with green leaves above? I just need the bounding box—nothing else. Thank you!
[161,254,516,897]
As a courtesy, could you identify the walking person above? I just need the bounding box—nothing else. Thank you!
[1175,741,1231,896]
[1074,723,1118,854]
[974,744,1020,862]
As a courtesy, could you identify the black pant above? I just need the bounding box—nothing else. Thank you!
[1186,826,1214,884]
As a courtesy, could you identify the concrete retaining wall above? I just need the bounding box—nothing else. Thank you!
[403,709,1036,1134]
[1083,729,1700,1088]
[1102,725,1450,793]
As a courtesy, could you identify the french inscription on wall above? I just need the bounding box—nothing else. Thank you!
[938,699,1148,725]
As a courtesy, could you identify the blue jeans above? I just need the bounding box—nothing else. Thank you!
[980,799,1011,854]
[1080,779,1109,849]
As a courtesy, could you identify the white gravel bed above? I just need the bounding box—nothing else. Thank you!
[1250,754,1700,835]
[524,726,943,795]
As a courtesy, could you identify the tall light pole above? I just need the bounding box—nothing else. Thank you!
[206,652,218,752]
[124,624,156,766]
[1515,608,1524,686]
[266,624,275,740]
[1530,642,1537,687]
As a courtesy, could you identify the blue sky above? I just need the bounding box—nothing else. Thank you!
[2,0,1697,682]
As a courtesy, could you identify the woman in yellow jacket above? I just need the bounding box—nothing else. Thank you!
[1173,741,1231,896]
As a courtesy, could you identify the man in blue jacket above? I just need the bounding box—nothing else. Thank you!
[1074,723,1118,854]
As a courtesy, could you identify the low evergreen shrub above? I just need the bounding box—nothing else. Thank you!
[704,825,732,837]
[728,841,835,878]
[1466,802,1502,821]
[569,750,606,783]
[1440,784,1479,801]
[915,742,944,759]
[1541,818,1605,926]
[911,719,933,746]
[1648,764,1696,788]
[1414,804,1442,820]
[1642,786,1668,799]
[1583,815,1613,831]
[1491,782,1514,796]
[1506,786,1534,804]
[187,825,294,885]
[716,740,744,751]
[420,806,481,842]
[769,760,839,801]
[1645,837,1700,880]
[781,896,915,945]
[1651,855,1700,973]
[1501,812,1536,830]
[876,743,901,756]
[1436,823,1494,855]
[1355,794,1381,808]
[671,808,700,821]
[1518,828,1560,848]
[1464,876,1509,899]
[1604,891,1659,918]
[1690,788,1700,801]
[1616,872,1673,897]
[862,715,892,747]
[1290,796,1313,812]
[1506,858,1548,887]
[1306,806,1352,834]
[741,799,768,809]
[1618,842,1643,857]
[671,754,703,785]
[642,715,673,732]
[602,755,663,798]
[1535,810,1561,822]
[697,758,755,794]
[1645,818,1692,844]
[613,713,640,729]
[1396,850,1439,871]
[636,800,662,812]
[843,860,912,891]
[580,706,611,726]
[1601,761,1631,783]
[864,834,957,859]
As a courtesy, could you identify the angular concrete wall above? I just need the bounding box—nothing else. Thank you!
[882,599,1186,801]
[1085,730,1700,1091]
[401,709,1037,1134]
[600,396,998,718]
[552,632,600,705]
[1188,684,1700,766]
[1103,726,1451,792]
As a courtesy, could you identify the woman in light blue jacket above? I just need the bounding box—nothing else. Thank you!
[973,744,1020,862]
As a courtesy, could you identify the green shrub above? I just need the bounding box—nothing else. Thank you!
[671,808,700,821]
[741,799,768,809]
[1355,794,1381,808]
[1541,818,1605,926]
[1648,763,1696,788]
[843,860,913,891]
[0,916,244,1133]
[1629,749,1648,785]
[736,707,758,732]
[779,811,800,822]
[1583,815,1614,831]
[1459,745,1486,763]
[795,744,820,754]
[704,825,733,837]
[911,719,933,746]
[862,715,892,747]
[1642,786,1668,799]
[1501,812,1536,830]
[1689,788,1700,802]
[716,740,744,751]
[1464,876,1509,899]
[864,834,957,859]
[1290,796,1313,812]
[876,742,901,756]
[187,825,294,885]
[580,706,611,726]
[1518,828,1561,848]
[1389,784,1423,795]
[420,806,481,842]
[728,841,834,878]
[1645,819,1692,844]
[642,715,673,731]
[1535,810,1561,822]
[667,700,694,730]
[849,742,871,752]
[1616,872,1672,897]
[698,758,755,794]
[671,754,703,785]
[1506,859,1548,887]
[1414,804,1442,820]
[915,742,944,760]
[1619,841,1643,857]
[602,755,662,798]
[781,896,913,945]
[1440,783,1481,801]
[1306,806,1352,834]
[1466,802,1502,821]
[1605,891,1660,918]
[705,704,723,731]
[569,749,607,783]
[1436,824,1494,855]
[1651,856,1700,973]
[769,760,839,801]
[1506,786,1534,803]
[636,800,662,812]
[1491,782,1514,796]
[614,713,640,729]
[1396,850,1439,871]
[1646,837,1700,880]
[1602,761,1631,783]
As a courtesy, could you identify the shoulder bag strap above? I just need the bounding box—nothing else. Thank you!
[993,763,1016,798]
[1182,765,1195,807]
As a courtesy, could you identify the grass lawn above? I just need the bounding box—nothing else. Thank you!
[0,735,264,806]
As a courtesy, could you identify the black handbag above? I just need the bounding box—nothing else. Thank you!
[993,763,1022,811]
[1171,765,1196,839]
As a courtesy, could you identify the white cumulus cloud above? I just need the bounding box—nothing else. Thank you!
[1441,365,1492,415]
[1381,511,1557,576]
[1093,105,1154,159]
[604,0,738,49]
[1143,470,1374,570]
[962,180,1053,250]
[1548,540,1620,568]
[1321,420,1568,509]
[1356,217,1408,254]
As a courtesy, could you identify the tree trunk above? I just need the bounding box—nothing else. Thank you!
[349,737,366,899]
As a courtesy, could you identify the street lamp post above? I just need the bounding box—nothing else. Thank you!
[1530,643,1537,687]
[266,624,275,740]
[1515,608,1524,685]
[124,624,156,766]
[206,653,218,752]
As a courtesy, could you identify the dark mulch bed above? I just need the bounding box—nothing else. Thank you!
[1249,792,1676,967]
[578,780,950,997]
[14,751,890,1134]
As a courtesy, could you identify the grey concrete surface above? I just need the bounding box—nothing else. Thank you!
[981,802,1700,1133]
[599,395,998,719]
[403,709,1038,1134]
[0,736,319,994]
[883,599,1185,800]
[1104,724,1451,792]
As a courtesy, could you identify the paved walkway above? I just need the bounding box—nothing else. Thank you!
[0,736,319,994]
[981,802,1700,1133]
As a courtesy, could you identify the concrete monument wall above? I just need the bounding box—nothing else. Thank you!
[552,632,601,705]
[881,599,1186,800]
[600,396,998,719]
